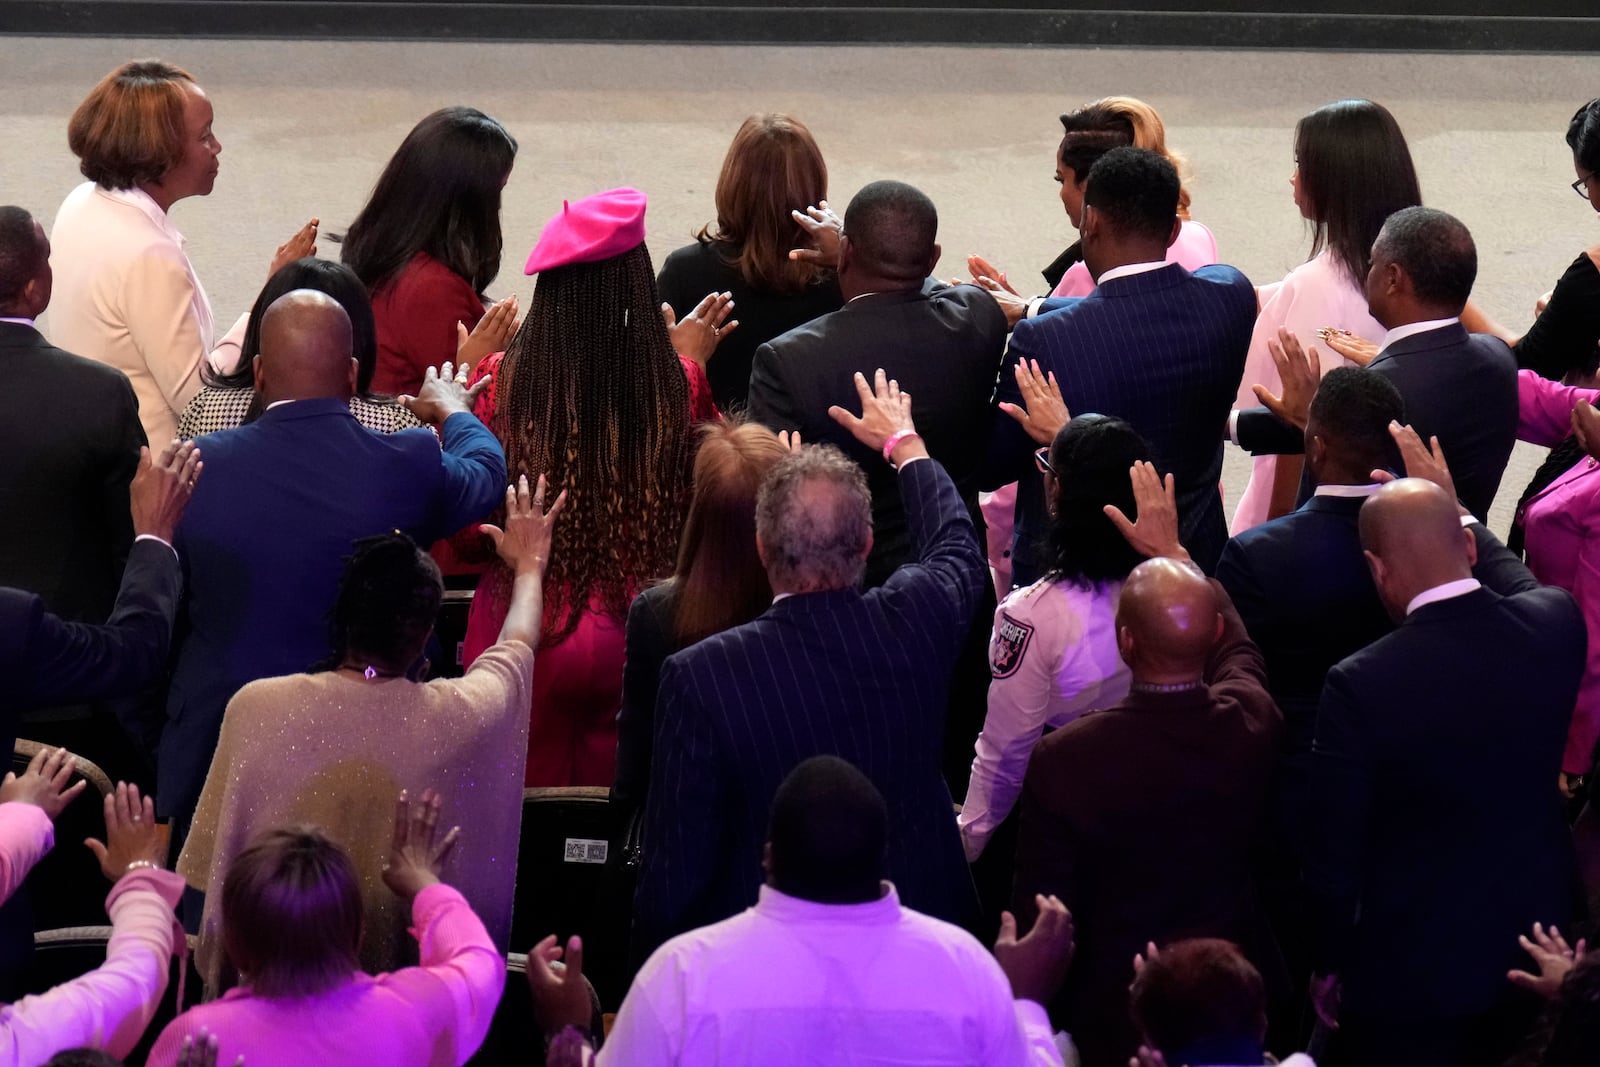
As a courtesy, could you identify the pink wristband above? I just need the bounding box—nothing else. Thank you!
[882,430,921,463]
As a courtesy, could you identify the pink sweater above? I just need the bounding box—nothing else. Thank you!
[0,802,185,1063]
[147,884,505,1067]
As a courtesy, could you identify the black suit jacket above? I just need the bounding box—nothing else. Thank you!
[1235,323,1519,520]
[611,581,680,829]
[1306,582,1585,1019]
[633,458,986,962]
[0,322,144,623]
[747,282,1008,586]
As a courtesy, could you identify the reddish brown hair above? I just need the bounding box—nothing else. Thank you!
[67,60,196,190]
[221,826,363,998]
[697,114,829,294]
[668,418,789,645]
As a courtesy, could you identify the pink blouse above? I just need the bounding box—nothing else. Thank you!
[147,883,504,1067]
[1050,218,1219,299]
[1517,370,1600,774]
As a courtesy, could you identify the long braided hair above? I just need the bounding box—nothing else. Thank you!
[493,242,690,646]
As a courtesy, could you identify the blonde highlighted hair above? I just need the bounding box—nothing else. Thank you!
[1059,96,1194,220]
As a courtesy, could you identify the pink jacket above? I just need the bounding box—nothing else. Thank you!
[147,884,505,1067]
[1516,370,1600,774]
[0,802,185,1065]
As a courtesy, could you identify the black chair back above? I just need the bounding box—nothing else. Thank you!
[13,740,114,931]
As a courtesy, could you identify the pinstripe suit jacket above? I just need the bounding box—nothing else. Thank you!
[988,263,1256,580]
[633,458,985,962]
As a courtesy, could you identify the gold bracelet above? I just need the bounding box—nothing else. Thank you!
[123,860,159,874]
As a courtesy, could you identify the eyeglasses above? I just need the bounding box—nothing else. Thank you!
[1573,171,1596,199]
[1034,447,1059,477]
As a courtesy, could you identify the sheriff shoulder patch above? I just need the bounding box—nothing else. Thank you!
[990,612,1035,679]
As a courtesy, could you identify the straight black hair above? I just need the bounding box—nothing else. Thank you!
[1045,414,1153,588]
[1567,98,1600,175]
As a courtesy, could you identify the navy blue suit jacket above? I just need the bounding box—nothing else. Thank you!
[161,400,504,819]
[1306,582,1584,1018]
[988,264,1256,580]
[634,458,986,961]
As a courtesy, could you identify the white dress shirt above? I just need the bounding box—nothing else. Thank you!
[960,576,1129,861]
[1405,577,1482,616]
[46,182,247,446]
[601,883,1064,1066]
[1381,316,1461,349]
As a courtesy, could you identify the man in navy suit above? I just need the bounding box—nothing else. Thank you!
[1306,479,1584,1067]
[161,290,504,822]
[1233,207,1518,521]
[634,369,985,966]
[986,146,1255,581]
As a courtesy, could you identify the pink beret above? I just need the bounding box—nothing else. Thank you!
[523,187,648,275]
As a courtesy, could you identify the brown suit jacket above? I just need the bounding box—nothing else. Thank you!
[1013,580,1282,1067]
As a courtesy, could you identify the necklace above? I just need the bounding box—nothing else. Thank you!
[1130,679,1205,695]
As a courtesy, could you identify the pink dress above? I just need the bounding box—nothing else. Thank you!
[147,883,504,1067]
[1049,218,1219,298]
[1230,250,1385,534]
[1516,370,1600,774]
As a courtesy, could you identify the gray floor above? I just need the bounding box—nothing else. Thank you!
[4,36,1595,534]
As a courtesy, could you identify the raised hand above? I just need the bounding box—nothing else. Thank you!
[1132,940,1161,979]
[1310,972,1341,1030]
[789,200,842,270]
[664,291,738,369]
[381,788,461,901]
[999,359,1071,445]
[0,747,87,821]
[130,439,202,543]
[1253,327,1322,431]
[1130,1047,1171,1067]
[479,474,566,579]
[85,782,168,882]
[268,217,319,279]
[1573,400,1600,460]
[777,430,804,453]
[176,1027,244,1066]
[966,254,1020,297]
[457,296,520,366]
[1103,462,1189,562]
[527,933,593,1036]
[1508,921,1587,999]
[994,894,1075,1005]
[1370,422,1457,504]
[545,1026,595,1067]
[398,363,491,426]
[1318,328,1380,368]
[827,369,923,464]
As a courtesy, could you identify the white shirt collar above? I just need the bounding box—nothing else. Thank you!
[1313,483,1383,498]
[99,185,184,246]
[1405,577,1481,616]
[1382,316,1460,349]
[1096,260,1170,286]
[0,317,35,327]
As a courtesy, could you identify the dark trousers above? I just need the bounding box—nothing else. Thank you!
[1333,990,1543,1067]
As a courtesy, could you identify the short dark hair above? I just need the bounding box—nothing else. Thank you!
[1308,367,1406,478]
[0,207,45,314]
[67,60,196,190]
[1568,98,1600,175]
[841,180,937,283]
[1376,206,1477,311]
[1294,99,1422,285]
[1058,104,1136,184]
[767,756,887,904]
[342,107,518,295]
[43,1051,124,1067]
[1044,414,1154,587]
[1129,939,1268,1062]
[221,826,363,999]
[1082,147,1180,243]
[210,257,382,396]
[324,532,443,675]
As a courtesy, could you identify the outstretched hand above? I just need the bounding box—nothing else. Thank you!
[480,474,566,579]
[664,291,738,369]
[85,782,167,882]
[994,894,1075,1005]
[381,788,461,901]
[176,1027,244,1067]
[399,363,492,426]
[1371,421,1457,504]
[130,439,202,543]
[1509,921,1587,1000]
[1252,327,1322,431]
[828,369,924,464]
[527,933,593,1036]
[789,200,843,270]
[999,359,1070,445]
[1130,1047,1171,1067]
[0,747,87,821]
[268,217,319,279]
[457,296,520,366]
[1318,328,1380,368]
[1103,462,1188,561]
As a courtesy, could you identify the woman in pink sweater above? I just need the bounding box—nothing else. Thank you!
[0,748,183,1064]
[148,790,504,1067]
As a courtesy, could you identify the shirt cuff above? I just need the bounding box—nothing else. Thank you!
[1025,297,1048,320]
[1461,514,1479,528]
[896,454,930,469]
[1227,409,1241,445]
[134,533,179,563]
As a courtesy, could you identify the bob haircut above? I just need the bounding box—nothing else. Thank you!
[221,826,364,999]
[697,114,830,294]
[208,257,383,395]
[341,106,518,295]
[1293,99,1422,285]
[67,60,197,190]
[667,417,789,646]
[1044,414,1154,587]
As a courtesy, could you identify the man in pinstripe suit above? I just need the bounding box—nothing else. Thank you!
[987,146,1256,581]
[633,369,985,967]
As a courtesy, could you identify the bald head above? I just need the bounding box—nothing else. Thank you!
[252,289,357,405]
[1359,478,1477,620]
[1116,558,1222,683]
